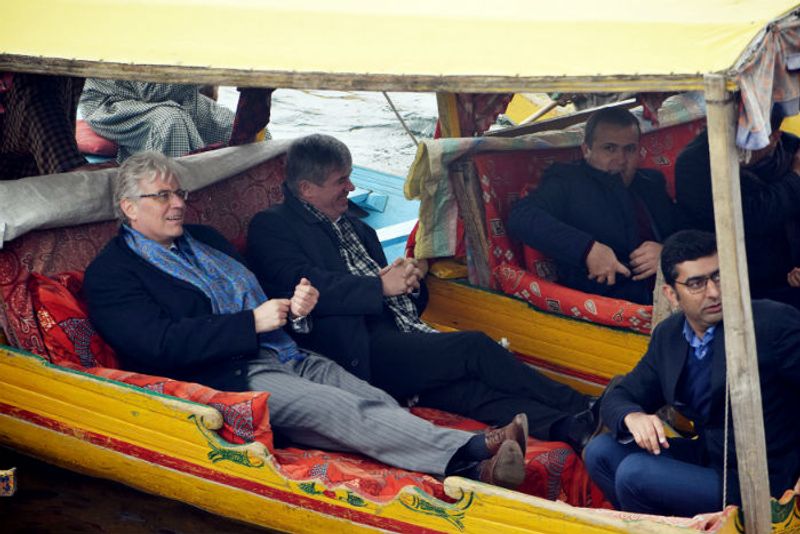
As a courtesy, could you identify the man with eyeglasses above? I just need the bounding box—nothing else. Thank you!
[582,229,800,517]
[83,151,531,490]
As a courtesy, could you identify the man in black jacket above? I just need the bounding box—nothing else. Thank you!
[247,134,601,452]
[583,230,800,516]
[84,151,531,489]
[507,107,684,304]
[675,111,800,309]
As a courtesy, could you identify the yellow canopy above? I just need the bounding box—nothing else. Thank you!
[2,0,798,92]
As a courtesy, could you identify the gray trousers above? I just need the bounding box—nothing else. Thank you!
[246,351,474,475]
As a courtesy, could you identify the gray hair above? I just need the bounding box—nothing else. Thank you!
[285,134,352,196]
[114,151,181,221]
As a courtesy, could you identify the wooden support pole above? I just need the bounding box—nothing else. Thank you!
[436,93,462,138]
[704,74,771,533]
[650,265,672,328]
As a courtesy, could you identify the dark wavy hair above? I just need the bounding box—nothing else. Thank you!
[660,230,718,286]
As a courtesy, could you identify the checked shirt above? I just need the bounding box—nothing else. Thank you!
[302,200,436,334]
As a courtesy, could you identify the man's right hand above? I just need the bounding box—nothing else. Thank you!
[788,267,800,288]
[586,241,631,285]
[380,258,421,296]
[253,299,291,333]
[623,411,670,455]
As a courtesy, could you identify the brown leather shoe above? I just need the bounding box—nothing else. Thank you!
[485,413,528,457]
[478,440,525,490]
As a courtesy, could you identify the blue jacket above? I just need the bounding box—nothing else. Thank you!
[507,161,683,304]
[602,299,800,504]
[246,185,427,382]
[84,225,259,391]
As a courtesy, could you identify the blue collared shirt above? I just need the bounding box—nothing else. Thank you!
[682,320,716,361]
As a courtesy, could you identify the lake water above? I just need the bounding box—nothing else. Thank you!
[219,88,438,177]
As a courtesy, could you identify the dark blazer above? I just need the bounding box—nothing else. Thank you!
[246,185,427,381]
[676,130,800,289]
[84,225,259,391]
[507,161,684,303]
[602,299,800,504]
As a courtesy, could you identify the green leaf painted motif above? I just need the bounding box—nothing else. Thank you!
[399,489,473,531]
[190,414,264,468]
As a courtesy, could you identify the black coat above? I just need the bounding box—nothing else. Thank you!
[601,299,800,504]
[507,161,684,302]
[84,225,259,391]
[246,185,427,381]
[675,130,800,289]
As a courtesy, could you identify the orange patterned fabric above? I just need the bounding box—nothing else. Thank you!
[473,119,705,334]
[274,448,447,502]
[28,271,120,368]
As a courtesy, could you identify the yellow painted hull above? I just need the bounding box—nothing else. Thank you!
[5,343,787,533]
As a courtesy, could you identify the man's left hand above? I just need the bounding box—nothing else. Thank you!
[401,258,424,293]
[290,277,319,317]
[629,241,662,281]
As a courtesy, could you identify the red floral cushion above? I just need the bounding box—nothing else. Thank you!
[75,120,118,157]
[494,262,652,334]
[274,448,447,501]
[28,271,120,368]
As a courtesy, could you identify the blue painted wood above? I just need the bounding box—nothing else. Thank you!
[349,165,418,262]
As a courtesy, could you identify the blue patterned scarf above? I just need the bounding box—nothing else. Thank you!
[122,225,302,362]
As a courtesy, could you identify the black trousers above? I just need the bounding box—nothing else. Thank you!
[367,315,590,439]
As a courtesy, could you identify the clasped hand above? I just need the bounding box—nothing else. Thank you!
[253,277,319,333]
[380,257,424,296]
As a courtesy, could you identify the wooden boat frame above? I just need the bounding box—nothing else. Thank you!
[3,1,800,532]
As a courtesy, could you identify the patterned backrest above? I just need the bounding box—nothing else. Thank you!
[0,155,287,356]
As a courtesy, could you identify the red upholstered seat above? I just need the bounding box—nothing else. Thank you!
[474,118,706,334]
[0,155,610,507]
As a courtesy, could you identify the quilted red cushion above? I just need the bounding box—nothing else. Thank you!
[494,262,653,334]
[75,119,118,156]
[28,271,120,368]
[88,367,273,451]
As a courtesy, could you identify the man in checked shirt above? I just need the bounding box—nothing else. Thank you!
[248,134,605,453]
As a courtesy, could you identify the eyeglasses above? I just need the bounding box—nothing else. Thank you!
[674,270,721,294]
[134,189,189,203]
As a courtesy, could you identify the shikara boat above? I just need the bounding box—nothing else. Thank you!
[2,1,800,532]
